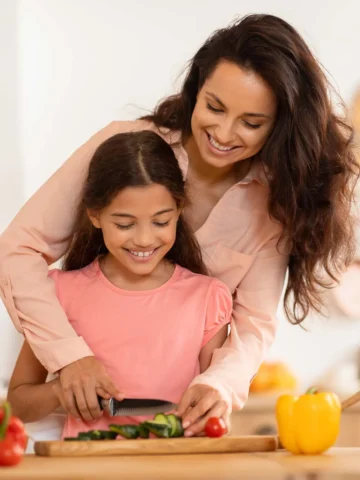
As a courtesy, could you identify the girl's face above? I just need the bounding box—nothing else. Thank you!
[190,60,277,170]
[89,184,181,277]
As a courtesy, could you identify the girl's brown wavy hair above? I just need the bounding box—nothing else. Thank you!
[63,131,207,276]
[143,14,359,323]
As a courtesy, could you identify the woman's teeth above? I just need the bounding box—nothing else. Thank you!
[208,135,235,152]
[129,250,155,257]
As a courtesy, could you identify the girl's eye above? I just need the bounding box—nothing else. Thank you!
[207,103,223,113]
[115,224,133,230]
[243,120,261,129]
[154,221,170,227]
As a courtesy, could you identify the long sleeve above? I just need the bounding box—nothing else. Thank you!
[190,239,288,410]
[0,120,146,373]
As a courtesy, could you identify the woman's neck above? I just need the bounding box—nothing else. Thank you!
[99,255,175,291]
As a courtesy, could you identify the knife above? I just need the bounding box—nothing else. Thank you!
[98,397,178,417]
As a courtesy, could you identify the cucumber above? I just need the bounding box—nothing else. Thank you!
[139,423,150,439]
[96,430,118,440]
[109,424,140,439]
[166,414,184,437]
[154,413,170,426]
[143,420,171,438]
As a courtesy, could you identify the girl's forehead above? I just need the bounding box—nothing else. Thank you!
[106,184,177,216]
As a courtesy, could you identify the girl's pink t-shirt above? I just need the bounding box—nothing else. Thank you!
[49,260,231,438]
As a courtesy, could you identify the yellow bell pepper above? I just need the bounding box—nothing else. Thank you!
[276,387,341,454]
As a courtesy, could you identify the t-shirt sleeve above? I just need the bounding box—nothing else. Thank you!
[202,279,232,348]
[48,268,65,306]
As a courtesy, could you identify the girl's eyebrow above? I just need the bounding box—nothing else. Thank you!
[111,208,174,218]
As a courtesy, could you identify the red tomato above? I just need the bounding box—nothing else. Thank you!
[0,437,24,466]
[204,417,227,438]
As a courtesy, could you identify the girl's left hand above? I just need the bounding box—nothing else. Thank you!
[175,384,231,437]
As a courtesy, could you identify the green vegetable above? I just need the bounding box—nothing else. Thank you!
[109,424,140,439]
[166,414,184,437]
[143,420,171,438]
[154,413,170,426]
[139,423,150,439]
[63,411,184,442]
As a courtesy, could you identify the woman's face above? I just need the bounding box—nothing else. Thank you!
[190,60,277,170]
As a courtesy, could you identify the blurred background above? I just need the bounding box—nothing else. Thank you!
[1,0,360,410]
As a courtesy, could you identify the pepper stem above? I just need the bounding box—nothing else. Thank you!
[0,402,11,440]
[306,386,318,395]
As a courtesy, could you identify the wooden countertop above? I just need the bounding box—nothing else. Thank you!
[1,448,360,479]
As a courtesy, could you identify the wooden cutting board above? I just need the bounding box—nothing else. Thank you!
[35,435,278,457]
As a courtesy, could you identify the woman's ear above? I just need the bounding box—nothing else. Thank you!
[87,209,101,229]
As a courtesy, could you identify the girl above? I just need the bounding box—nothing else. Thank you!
[1,14,358,437]
[7,130,231,439]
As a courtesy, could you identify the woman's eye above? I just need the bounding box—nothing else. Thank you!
[243,120,261,129]
[207,103,223,113]
[154,221,170,227]
[116,224,133,230]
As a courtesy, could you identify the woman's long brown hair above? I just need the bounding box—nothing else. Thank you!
[63,131,207,276]
[143,14,360,323]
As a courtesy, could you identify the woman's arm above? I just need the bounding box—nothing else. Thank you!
[0,120,151,372]
[178,239,288,436]
[0,121,149,421]
[7,342,61,423]
[199,325,228,373]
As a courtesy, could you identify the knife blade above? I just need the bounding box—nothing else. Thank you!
[98,397,178,417]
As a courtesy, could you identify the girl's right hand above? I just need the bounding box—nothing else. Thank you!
[54,357,124,423]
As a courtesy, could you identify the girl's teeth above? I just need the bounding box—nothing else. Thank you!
[130,250,154,257]
[209,135,233,152]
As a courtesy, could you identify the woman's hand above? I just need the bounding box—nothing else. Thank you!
[176,384,231,437]
[55,357,124,423]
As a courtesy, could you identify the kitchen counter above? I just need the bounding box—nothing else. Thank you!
[1,448,360,479]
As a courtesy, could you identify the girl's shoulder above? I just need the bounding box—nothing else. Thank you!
[175,266,232,301]
[48,262,99,299]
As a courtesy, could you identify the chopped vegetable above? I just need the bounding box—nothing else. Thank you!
[63,411,184,441]
[166,414,184,437]
[109,424,140,439]
[139,423,150,438]
[143,420,171,438]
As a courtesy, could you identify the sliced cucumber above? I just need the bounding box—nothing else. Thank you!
[97,430,118,440]
[109,424,140,439]
[143,420,171,438]
[154,413,170,426]
[166,414,184,437]
[139,423,150,439]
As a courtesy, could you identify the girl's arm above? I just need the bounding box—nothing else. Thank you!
[7,341,61,423]
[199,325,228,373]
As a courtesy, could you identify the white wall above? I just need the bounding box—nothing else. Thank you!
[1,0,360,388]
[0,0,24,386]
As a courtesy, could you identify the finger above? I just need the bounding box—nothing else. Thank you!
[184,401,228,437]
[96,387,111,399]
[100,376,124,401]
[182,394,217,428]
[61,384,81,419]
[73,383,94,422]
[175,388,196,417]
[83,382,102,420]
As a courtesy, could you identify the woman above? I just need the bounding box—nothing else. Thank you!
[0,13,357,436]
